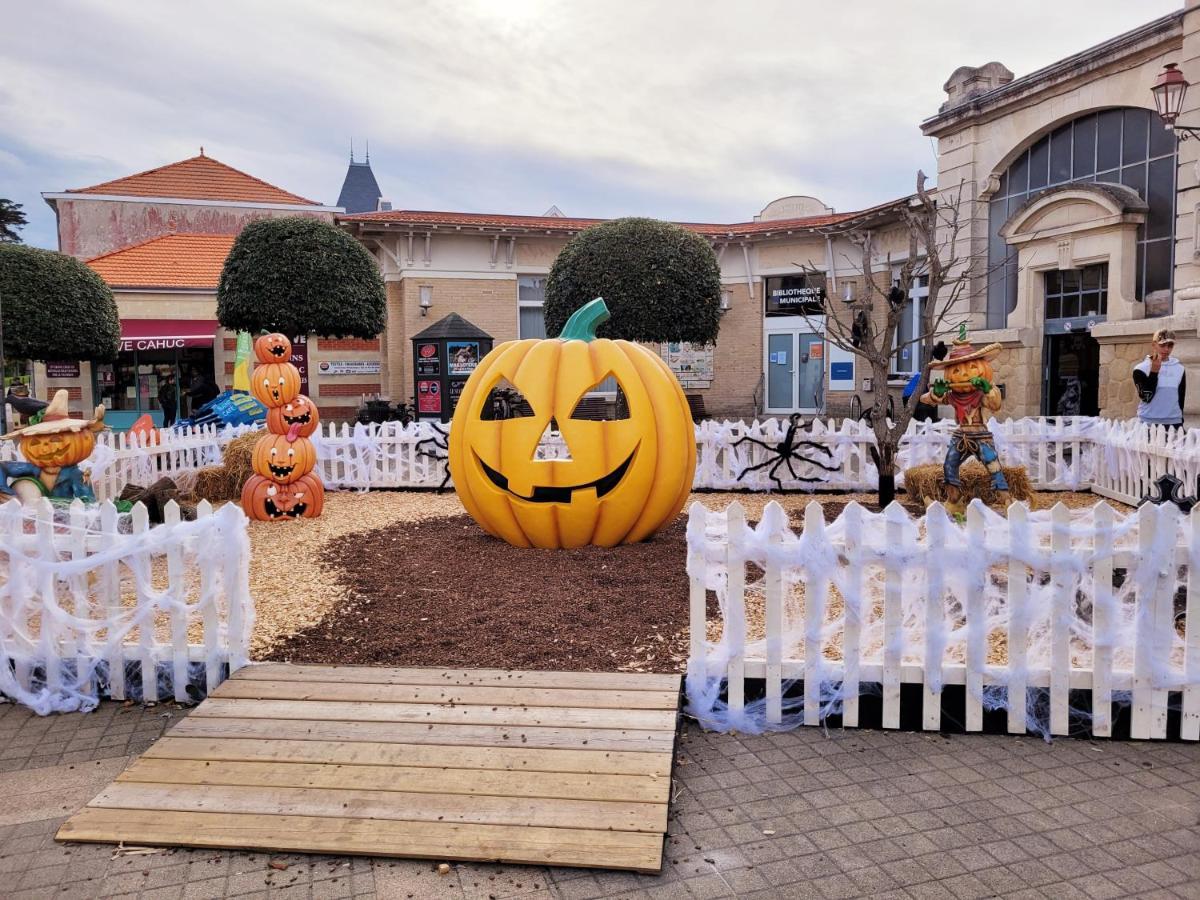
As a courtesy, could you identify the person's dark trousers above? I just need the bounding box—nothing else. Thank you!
[161,407,176,428]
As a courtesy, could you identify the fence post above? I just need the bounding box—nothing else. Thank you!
[803,501,828,727]
[163,500,190,703]
[841,502,863,728]
[1006,502,1030,735]
[67,499,88,696]
[99,500,124,701]
[963,502,986,732]
[1091,502,1114,737]
[1048,502,1070,736]
[725,502,746,720]
[686,502,708,684]
[1184,505,1200,742]
[923,502,948,732]
[763,501,786,725]
[882,501,905,729]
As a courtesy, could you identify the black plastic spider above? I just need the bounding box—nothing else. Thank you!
[733,413,839,491]
[414,423,452,492]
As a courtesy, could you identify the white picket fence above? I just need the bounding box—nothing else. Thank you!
[0,497,253,714]
[5,414,1196,502]
[686,498,1200,741]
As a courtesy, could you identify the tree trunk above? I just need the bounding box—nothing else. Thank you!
[876,441,897,508]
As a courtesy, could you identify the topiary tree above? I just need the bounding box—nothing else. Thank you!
[0,244,120,360]
[217,216,385,338]
[544,217,722,344]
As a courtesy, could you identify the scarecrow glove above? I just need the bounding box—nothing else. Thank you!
[970,376,993,394]
[931,378,950,398]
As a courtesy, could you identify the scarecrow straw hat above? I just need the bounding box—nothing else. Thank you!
[1,389,106,440]
[929,328,1002,369]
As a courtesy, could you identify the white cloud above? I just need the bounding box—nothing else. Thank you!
[0,0,1182,247]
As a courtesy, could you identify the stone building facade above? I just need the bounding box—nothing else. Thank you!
[923,2,1200,421]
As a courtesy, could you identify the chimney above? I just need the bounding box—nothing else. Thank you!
[377,198,393,212]
[941,62,1015,111]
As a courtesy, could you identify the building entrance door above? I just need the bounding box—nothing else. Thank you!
[1043,331,1100,417]
[764,330,825,414]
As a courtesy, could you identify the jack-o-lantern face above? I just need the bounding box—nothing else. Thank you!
[254,333,292,364]
[21,431,94,469]
[251,362,301,407]
[252,433,316,484]
[266,395,320,438]
[242,473,325,520]
[448,299,695,550]
[944,358,994,393]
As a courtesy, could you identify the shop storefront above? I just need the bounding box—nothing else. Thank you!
[94,319,219,430]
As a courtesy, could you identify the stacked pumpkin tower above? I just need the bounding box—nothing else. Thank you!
[241,333,324,520]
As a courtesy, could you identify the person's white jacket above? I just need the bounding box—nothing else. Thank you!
[1133,356,1186,425]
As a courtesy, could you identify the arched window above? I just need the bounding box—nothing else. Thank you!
[986,108,1176,327]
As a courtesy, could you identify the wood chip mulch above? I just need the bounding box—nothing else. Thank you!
[264,514,697,673]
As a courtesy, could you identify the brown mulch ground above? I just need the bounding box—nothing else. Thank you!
[265,514,698,673]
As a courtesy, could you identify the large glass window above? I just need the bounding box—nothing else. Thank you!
[517,275,548,339]
[987,108,1176,327]
[892,273,928,376]
[1044,265,1107,321]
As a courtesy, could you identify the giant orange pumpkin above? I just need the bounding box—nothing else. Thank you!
[448,298,694,549]
[252,433,316,484]
[255,332,292,364]
[252,362,301,407]
[242,473,324,520]
[266,395,320,438]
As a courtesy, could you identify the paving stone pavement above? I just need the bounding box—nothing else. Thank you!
[0,699,1198,899]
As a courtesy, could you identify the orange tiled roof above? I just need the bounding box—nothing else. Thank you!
[70,154,320,206]
[85,233,236,289]
[338,200,906,237]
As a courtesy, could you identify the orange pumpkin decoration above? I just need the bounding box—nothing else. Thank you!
[266,395,320,438]
[252,362,301,407]
[252,433,316,484]
[255,333,292,364]
[242,473,324,520]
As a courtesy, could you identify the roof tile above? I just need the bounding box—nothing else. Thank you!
[85,233,235,289]
[70,154,320,206]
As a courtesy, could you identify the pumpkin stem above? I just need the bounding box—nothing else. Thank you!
[558,298,610,343]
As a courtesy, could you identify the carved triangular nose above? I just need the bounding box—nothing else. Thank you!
[535,418,571,460]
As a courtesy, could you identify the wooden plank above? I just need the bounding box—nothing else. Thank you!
[1091,502,1114,738]
[687,503,707,684]
[170,716,675,753]
[192,698,676,732]
[57,808,664,873]
[1184,506,1200,742]
[119,757,670,804]
[841,501,863,728]
[89,781,666,834]
[1006,503,1029,735]
[1132,501,1156,740]
[211,679,680,711]
[725,502,747,720]
[964,503,985,732]
[923,503,947,732]
[143,736,672,777]
[232,663,681,692]
[764,503,784,726]
[803,502,827,727]
[882,503,904,730]
[1048,503,1070,736]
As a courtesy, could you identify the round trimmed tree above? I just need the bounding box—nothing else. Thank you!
[544,217,722,344]
[217,217,385,338]
[0,244,120,360]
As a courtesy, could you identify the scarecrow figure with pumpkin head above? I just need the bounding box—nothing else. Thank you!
[0,389,106,504]
[919,325,1008,505]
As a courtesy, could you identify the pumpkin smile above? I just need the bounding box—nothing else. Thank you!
[268,462,295,478]
[264,496,307,518]
[476,447,637,504]
[283,411,311,425]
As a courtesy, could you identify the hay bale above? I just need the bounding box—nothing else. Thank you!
[903,460,1033,507]
[187,432,261,502]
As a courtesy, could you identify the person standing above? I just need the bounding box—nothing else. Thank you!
[1133,329,1186,428]
[157,373,177,428]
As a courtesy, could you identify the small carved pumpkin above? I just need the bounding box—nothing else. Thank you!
[448,298,694,549]
[254,333,292,364]
[252,433,316,484]
[266,395,320,438]
[20,431,96,469]
[945,357,994,393]
[242,473,324,520]
[251,362,301,407]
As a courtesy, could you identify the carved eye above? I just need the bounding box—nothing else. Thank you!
[481,378,535,420]
[570,377,630,421]
[270,448,277,457]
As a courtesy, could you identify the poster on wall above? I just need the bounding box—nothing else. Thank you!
[447,341,481,375]
[46,360,80,379]
[659,342,715,389]
[448,378,466,412]
[318,360,382,376]
[416,342,441,376]
[417,379,441,413]
[290,336,308,395]
[827,344,856,391]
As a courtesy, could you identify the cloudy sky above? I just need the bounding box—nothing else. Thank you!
[1,0,1181,250]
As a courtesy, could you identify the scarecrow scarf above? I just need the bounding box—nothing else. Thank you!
[946,388,984,425]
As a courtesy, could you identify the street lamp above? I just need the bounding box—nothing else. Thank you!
[1151,63,1200,139]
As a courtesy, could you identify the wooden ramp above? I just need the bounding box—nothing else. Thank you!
[57,664,682,873]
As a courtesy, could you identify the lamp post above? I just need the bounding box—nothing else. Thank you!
[1152,63,1200,140]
